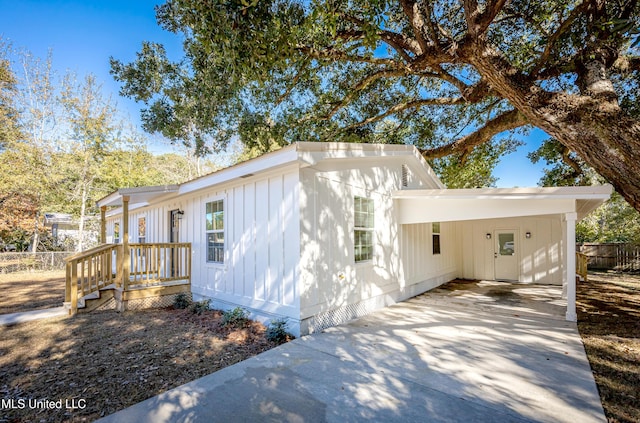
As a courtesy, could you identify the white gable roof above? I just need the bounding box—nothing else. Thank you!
[97,142,442,210]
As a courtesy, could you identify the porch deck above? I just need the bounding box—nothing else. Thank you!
[65,242,191,314]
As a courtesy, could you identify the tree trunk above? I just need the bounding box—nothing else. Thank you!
[467,42,640,211]
[78,184,87,252]
[538,105,640,211]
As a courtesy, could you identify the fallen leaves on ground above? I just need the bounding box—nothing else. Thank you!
[0,308,289,422]
[577,271,640,423]
[0,271,66,314]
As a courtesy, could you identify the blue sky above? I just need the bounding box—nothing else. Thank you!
[0,0,550,187]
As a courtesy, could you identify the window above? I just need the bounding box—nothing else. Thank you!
[138,217,146,243]
[354,196,374,262]
[401,164,409,188]
[114,222,120,244]
[206,200,224,263]
[432,222,441,255]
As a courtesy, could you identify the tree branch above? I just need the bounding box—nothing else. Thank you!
[477,0,510,32]
[561,146,584,177]
[420,109,528,159]
[325,69,411,119]
[340,13,423,57]
[344,97,466,129]
[531,1,589,78]
[464,0,508,36]
[399,0,431,54]
[297,46,401,68]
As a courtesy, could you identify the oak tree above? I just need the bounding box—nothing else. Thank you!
[111,1,640,209]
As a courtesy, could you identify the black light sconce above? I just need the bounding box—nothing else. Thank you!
[525,231,532,239]
[176,210,185,219]
[486,233,492,240]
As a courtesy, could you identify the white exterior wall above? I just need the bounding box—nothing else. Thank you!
[106,167,301,329]
[457,215,564,284]
[401,222,459,288]
[298,158,457,333]
[184,168,301,323]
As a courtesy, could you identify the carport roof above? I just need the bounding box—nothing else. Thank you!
[393,185,613,223]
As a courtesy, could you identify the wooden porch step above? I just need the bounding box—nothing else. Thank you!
[77,286,116,313]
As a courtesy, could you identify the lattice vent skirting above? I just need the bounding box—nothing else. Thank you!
[124,293,190,311]
[95,298,116,311]
[306,299,380,334]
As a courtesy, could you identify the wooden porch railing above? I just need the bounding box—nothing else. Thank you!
[576,252,588,282]
[128,243,192,287]
[65,242,191,315]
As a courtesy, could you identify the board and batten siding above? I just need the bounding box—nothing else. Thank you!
[457,216,564,284]
[400,222,459,288]
[186,169,301,320]
[298,158,457,328]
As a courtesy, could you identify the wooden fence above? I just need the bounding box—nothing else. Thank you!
[577,243,640,272]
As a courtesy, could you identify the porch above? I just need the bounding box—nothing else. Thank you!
[64,242,191,314]
[65,188,192,314]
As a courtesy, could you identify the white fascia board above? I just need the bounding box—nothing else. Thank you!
[396,198,577,224]
[97,191,123,208]
[118,185,180,196]
[297,142,414,165]
[178,145,299,196]
[408,147,445,189]
[97,185,179,208]
[393,185,613,200]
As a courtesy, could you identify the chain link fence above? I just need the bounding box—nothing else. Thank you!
[0,252,74,274]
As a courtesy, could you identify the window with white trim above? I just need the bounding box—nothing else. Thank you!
[206,200,224,263]
[432,222,441,255]
[354,196,374,262]
[114,222,120,244]
[138,217,146,243]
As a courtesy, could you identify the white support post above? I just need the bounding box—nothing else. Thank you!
[564,212,577,322]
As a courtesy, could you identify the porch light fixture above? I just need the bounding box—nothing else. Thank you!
[486,233,492,240]
[176,210,185,219]
[525,231,532,239]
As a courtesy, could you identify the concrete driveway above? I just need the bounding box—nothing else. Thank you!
[98,281,605,423]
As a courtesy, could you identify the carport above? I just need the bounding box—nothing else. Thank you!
[393,185,612,322]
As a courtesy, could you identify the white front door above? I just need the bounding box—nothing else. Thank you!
[495,230,519,281]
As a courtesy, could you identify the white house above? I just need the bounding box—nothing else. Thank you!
[96,142,612,336]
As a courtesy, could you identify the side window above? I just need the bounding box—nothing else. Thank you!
[354,196,374,262]
[206,200,224,263]
[114,222,120,244]
[138,217,146,243]
[432,222,441,255]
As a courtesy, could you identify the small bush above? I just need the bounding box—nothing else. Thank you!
[173,293,192,309]
[190,299,211,315]
[222,307,250,327]
[266,318,292,344]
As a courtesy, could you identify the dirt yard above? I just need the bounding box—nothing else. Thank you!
[0,270,638,422]
[0,307,290,422]
[0,270,66,314]
[577,271,640,423]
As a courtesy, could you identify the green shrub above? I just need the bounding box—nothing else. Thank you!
[222,307,250,327]
[266,318,291,344]
[190,299,211,315]
[173,293,192,309]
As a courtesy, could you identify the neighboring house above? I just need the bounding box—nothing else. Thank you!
[96,142,611,336]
